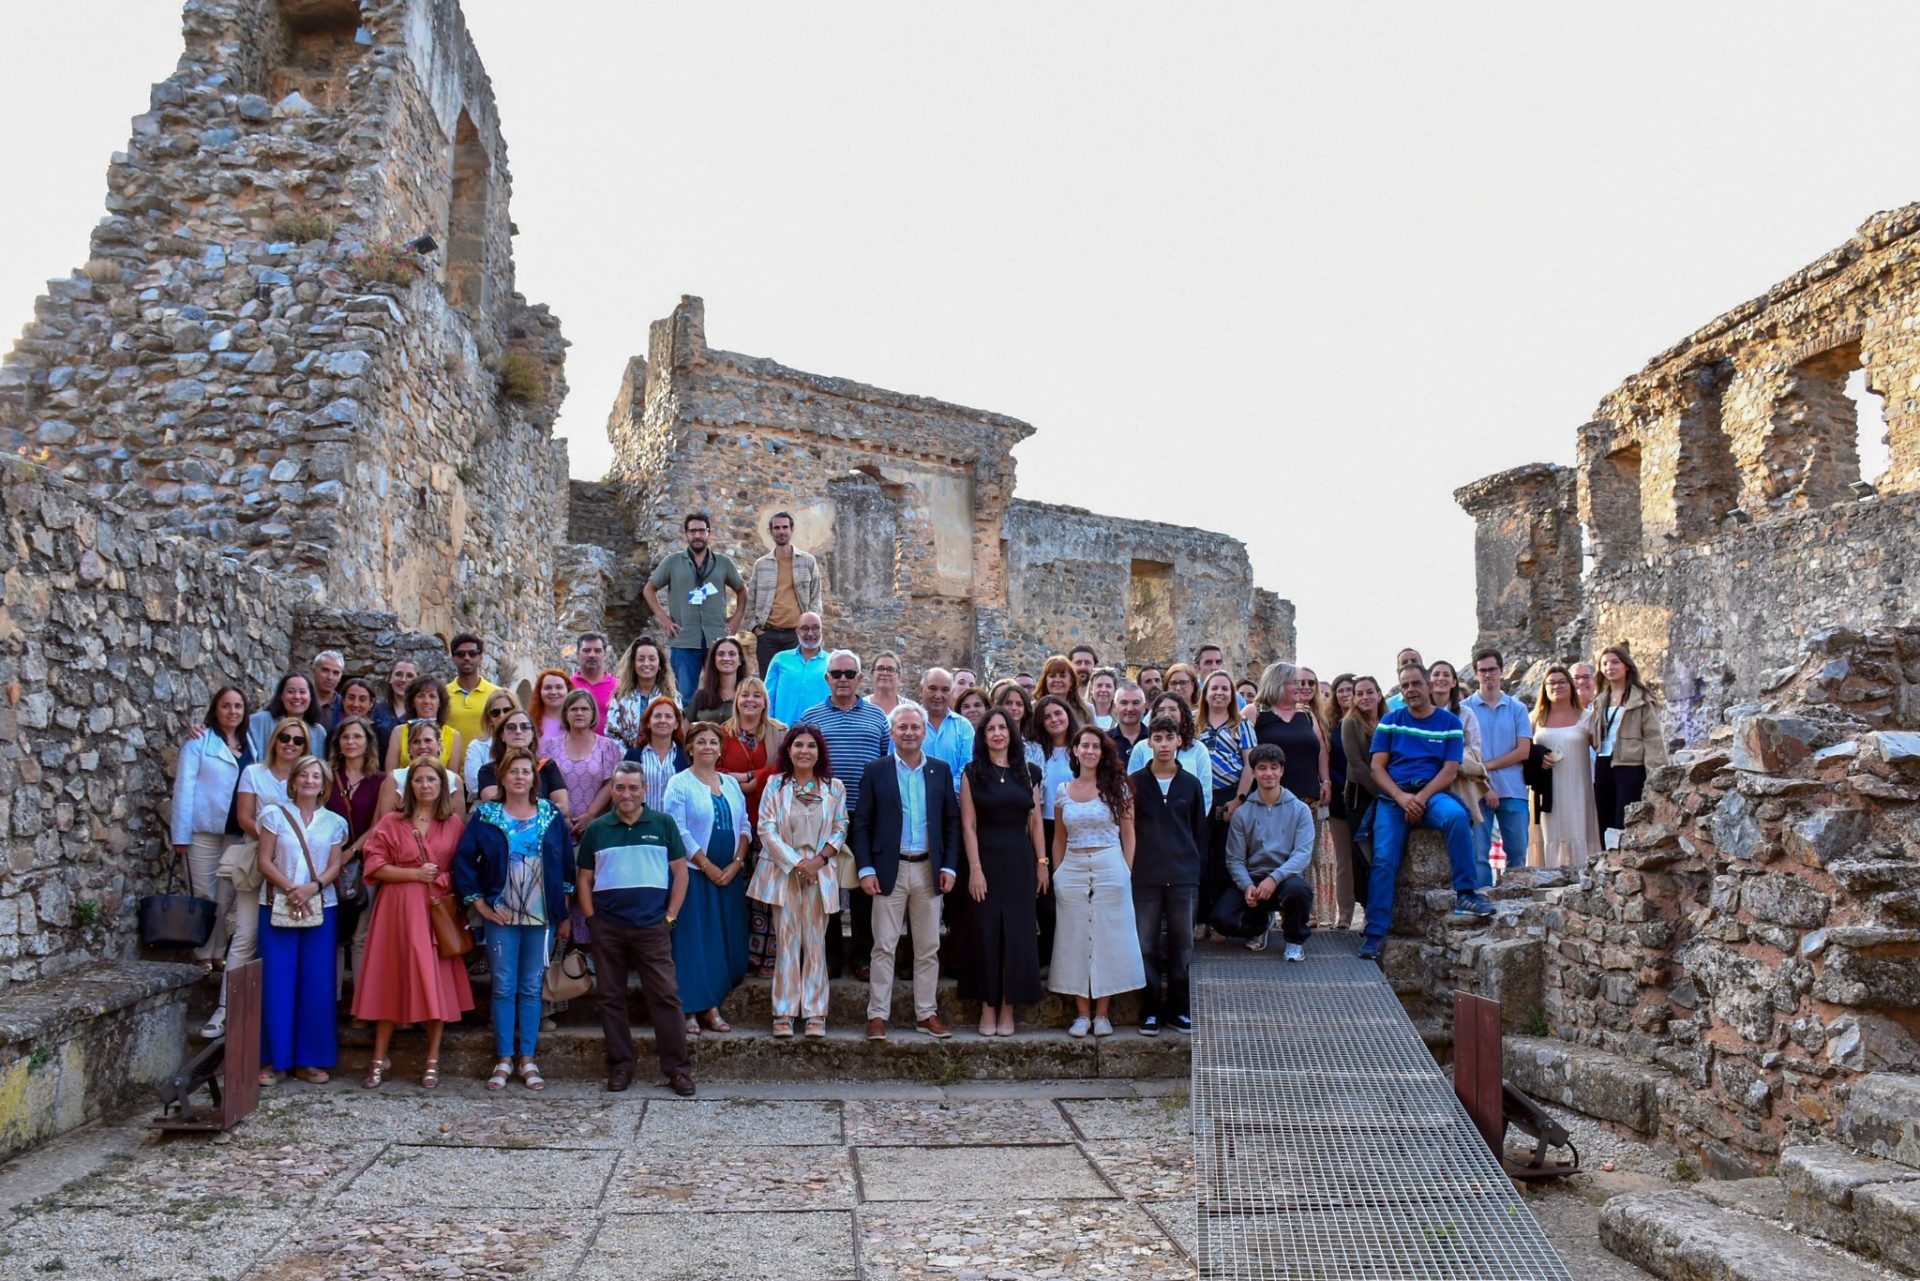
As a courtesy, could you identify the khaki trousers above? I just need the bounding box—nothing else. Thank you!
[868,859,943,1022]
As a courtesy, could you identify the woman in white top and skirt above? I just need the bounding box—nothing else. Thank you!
[1049,726,1143,1038]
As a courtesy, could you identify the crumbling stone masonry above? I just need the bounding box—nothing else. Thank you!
[1458,204,1920,737]
[594,296,1294,677]
[0,0,577,674]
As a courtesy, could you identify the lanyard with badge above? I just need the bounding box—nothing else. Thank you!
[686,550,718,608]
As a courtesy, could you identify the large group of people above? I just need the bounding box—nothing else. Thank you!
[166,510,1665,1092]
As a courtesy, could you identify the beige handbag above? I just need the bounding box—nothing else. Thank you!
[267,805,324,929]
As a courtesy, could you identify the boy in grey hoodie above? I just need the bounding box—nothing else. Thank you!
[1225,745,1317,959]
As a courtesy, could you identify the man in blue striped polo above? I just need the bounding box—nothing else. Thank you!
[1358,664,1495,962]
[800,650,893,979]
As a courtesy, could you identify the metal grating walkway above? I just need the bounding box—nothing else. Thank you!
[1191,931,1573,1280]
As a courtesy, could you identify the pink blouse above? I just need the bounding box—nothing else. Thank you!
[550,733,623,820]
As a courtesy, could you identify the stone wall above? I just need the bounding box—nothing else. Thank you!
[596,297,1294,679]
[1453,463,1582,663]
[0,0,574,676]
[997,500,1288,679]
[1458,204,1920,736]
[0,467,294,987]
[1402,627,1920,1176]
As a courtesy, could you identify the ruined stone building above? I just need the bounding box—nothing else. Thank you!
[1458,205,1920,737]
[576,297,1293,679]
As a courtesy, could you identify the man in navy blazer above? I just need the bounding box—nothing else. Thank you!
[853,705,961,1041]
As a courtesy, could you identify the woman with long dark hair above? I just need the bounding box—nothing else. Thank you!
[1038,654,1095,723]
[325,714,386,1002]
[749,724,845,1037]
[249,672,327,761]
[960,708,1047,1036]
[172,685,250,974]
[1048,726,1142,1038]
[1592,645,1667,835]
[690,635,748,724]
[606,636,680,748]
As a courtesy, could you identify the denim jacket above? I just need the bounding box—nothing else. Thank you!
[452,800,576,925]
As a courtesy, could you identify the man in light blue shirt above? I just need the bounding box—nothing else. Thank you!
[766,612,829,725]
[917,667,973,793]
[1464,649,1533,887]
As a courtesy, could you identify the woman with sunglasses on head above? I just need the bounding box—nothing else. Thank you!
[382,677,461,774]
[200,714,311,1041]
[354,759,472,1089]
[462,689,522,797]
[606,636,680,749]
[255,753,348,1086]
[376,719,469,825]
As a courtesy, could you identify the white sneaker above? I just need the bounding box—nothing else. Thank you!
[1092,1016,1114,1038]
[1246,924,1270,952]
[1283,943,1305,963]
[199,1010,226,1040]
[1068,1016,1091,1038]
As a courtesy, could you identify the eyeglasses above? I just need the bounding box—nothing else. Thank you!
[504,722,533,733]
[1475,666,1500,675]
[828,670,857,680]
[276,733,307,746]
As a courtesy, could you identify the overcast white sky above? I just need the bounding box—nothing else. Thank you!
[5,2,1916,673]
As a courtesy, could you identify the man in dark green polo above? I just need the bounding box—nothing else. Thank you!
[642,511,747,706]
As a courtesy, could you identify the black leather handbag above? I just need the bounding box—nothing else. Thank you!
[139,845,217,948]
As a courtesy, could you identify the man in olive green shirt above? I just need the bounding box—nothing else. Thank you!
[643,511,746,707]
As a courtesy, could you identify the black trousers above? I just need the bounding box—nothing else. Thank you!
[1268,873,1314,944]
[1133,883,1197,1019]
[1594,755,1647,833]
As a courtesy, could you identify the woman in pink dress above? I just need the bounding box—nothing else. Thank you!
[353,763,473,1089]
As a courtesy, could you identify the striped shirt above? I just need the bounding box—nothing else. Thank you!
[799,698,892,816]
[577,808,684,929]
[1369,706,1465,791]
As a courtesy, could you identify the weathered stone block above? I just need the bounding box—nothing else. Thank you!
[1840,1073,1920,1167]
[1732,714,1823,774]
[1854,1179,1920,1273]
[1783,807,1867,868]
[1474,936,1544,1030]
[1781,1142,1920,1250]
[1600,1189,1884,1281]
[1740,873,1831,927]
[1812,927,1920,1007]
[1503,1036,1664,1134]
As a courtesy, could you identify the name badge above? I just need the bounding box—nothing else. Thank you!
[687,583,716,606]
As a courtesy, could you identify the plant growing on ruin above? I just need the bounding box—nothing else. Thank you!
[495,347,545,403]
[345,240,425,287]
[270,212,335,243]
[73,900,102,928]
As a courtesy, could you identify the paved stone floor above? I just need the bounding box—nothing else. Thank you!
[0,1075,1664,1280]
[0,1076,1196,1280]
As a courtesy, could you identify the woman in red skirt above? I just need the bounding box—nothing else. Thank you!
[353,764,473,1088]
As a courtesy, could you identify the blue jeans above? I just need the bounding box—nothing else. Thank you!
[1364,791,1479,945]
[670,645,707,710]
[485,921,550,1058]
[1474,796,1530,885]
[1132,883,1197,1020]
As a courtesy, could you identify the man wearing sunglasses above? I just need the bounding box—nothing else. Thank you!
[443,632,498,750]
[799,650,893,979]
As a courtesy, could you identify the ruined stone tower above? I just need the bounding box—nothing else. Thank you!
[0,0,572,670]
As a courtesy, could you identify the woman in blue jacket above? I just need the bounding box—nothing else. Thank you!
[171,686,252,971]
[453,746,574,1092]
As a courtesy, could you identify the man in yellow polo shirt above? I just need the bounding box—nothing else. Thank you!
[443,632,498,747]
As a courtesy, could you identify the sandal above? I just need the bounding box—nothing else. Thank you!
[772,1018,794,1038]
[804,1018,826,1039]
[422,1058,440,1090]
[486,1059,512,1092]
[298,1067,330,1084]
[519,1059,546,1091]
[979,1014,997,1038]
[700,1011,731,1034]
[362,1058,391,1090]
[997,1014,1016,1037]
[258,1068,281,1088]
[686,1016,702,1037]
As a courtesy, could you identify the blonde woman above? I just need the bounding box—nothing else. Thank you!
[1250,662,1332,917]
[1531,665,1601,868]
[462,689,521,796]
[255,754,348,1086]
[374,719,469,825]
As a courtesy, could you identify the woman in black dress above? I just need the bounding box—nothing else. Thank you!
[960,707,1049,1038]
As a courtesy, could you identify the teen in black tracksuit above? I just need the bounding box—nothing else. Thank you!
[1129,716,1211,1034]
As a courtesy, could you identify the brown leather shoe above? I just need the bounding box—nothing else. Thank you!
[668,1072,696,1097]
[606,1068,631,1093]
[917,1015,953,1039]
[865,1017,888,1041]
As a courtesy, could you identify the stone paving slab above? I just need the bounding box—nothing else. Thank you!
[606,1143,855,1211]
[843,1096,1075,1146]
[0,1205,296,1279]
[248,1213,593,1280]
[638,1097,845,1145]
[856,1143,1117,1201]
[1083,1137,1197,1199]
[39,1136,383,1212]
[856,1198,1194,1280]
[338,1143,619,1210]
[1060,1094,1192,1139]
[239,1088,645,1149]
[1142,1196,1199,1263]
[581,1209,857,1280]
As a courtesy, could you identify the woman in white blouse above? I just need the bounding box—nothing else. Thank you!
[255,755,348,1086]
[663,722,750,1035]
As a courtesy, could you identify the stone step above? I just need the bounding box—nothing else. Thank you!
[1840,1073,1920,1169]
[335,1019,1189,1084]
[1781,1141,1920,1260]
[465,970,1147,1030]
[1600,1189,1888,1281]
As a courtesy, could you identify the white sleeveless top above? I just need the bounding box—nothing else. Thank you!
[1056,785,1121,852]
